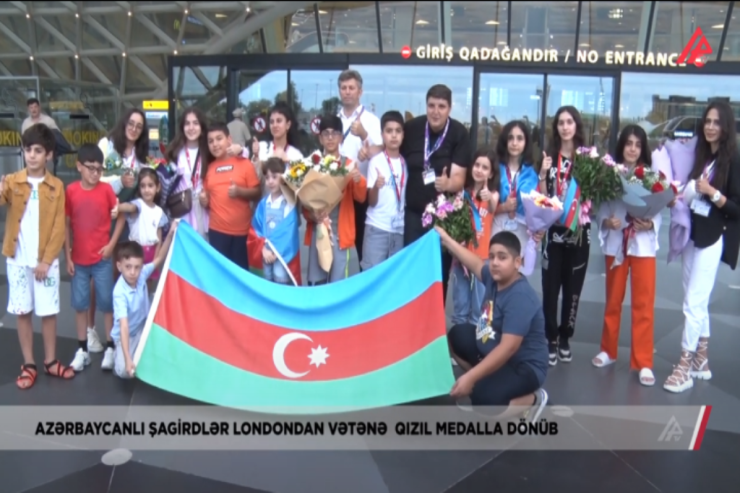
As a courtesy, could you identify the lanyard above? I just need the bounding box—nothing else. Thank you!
[505,166,520,196]
[384,151,405,210]
[555,154,572,197]
[342,107,365,140]
[424,119,450,171]
[123,152,135,169]
[185,147,201,187]
[703,159,716,181]
[272,142,289,154]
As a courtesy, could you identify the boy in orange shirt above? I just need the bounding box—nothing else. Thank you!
[199,122,261,270]
[304,115,366,285]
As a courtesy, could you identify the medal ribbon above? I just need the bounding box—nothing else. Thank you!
[556,154,572,198]
[384,151,405,212]
[185,147,201,188]
[621,216,636,259]
[424,119,450,171]
[342,107,365,140]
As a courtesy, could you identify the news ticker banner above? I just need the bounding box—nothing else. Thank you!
[0,405,711,451]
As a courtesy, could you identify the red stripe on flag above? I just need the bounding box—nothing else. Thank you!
[692,405,712,450]
[153,272,445,381]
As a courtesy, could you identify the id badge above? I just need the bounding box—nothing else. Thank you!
[391,213,404,230]
[691,199,711,217]
[423,170,436,185]
[504,218,519,232]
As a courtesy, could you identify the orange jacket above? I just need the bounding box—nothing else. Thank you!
[303,175,367,250]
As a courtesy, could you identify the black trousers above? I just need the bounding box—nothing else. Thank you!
[209,229,249,272]
[448,324,541,406]
[404,209,452,305]
[354,198,368,266]
[541,236,590,343]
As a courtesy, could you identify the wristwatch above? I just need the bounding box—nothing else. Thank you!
[711,191,722,203]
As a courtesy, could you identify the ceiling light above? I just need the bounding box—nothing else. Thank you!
[128,11,132,16]
[291,22,298,26]
[608,8,623,19]
[416,19,429,25]
[485,20,499,25]
[173,50,178,55]
[122,52,126,57]
[246,7,250,12]
[712,24,724,29]
[615,44,624,48]
[318,10,327,14]
[29,55,34,60]
[74,54,79,59]
[75,13,79,18]
[215,13,227,18]
[579,43,589,47]
[184,9,188,14]
[26,13,30,19]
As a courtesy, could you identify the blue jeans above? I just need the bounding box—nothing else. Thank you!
[450,260,486,326]
[71,258,113,313]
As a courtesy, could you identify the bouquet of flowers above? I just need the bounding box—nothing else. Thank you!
[283,150,354,271]
[619,164,677,219]
[97,137,124,185]
[520,191,564,276]
[422,192,481,249]
[146,156,181,210]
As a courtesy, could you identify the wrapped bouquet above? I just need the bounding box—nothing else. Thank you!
[97,137,126,185]
[619,164,677,220]
[283,151,353,271]
[422,192,481,249]
[520,191,564,276]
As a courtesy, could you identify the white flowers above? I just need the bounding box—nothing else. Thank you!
[589,147,600,158]
[329,162,338,171]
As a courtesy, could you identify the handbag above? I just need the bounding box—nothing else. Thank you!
[167,149,201,218]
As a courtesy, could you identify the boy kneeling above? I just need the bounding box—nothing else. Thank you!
[438,227,549,420]
[111,221,177,379]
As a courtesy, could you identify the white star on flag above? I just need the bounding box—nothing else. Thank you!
[308,346,329,368]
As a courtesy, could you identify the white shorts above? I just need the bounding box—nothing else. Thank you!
[6,259,61,317]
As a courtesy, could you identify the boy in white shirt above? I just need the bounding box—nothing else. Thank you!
[360,111,408,271]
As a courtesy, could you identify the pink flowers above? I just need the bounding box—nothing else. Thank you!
[422,192,480,248]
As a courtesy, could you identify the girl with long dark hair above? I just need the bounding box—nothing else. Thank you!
[244,102,303,172]
[593,124,659,386]
[492,121,541,256]
[664,101,740,393]
[537,106,589,366]
[450,149,500,326]
[164,107,209,238]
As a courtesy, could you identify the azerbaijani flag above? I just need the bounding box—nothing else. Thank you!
[559,176,581,233]
[133,222,454,413]
[247,197,302,286]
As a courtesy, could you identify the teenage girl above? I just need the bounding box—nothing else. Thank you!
[450,149,500,326]
[114,168,169,292]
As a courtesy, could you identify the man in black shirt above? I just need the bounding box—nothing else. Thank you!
[363,84,471,303]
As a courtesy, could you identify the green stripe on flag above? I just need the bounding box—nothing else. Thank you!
[136,323,455,414]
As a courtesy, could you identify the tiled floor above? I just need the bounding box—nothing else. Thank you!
[0,211,739,493]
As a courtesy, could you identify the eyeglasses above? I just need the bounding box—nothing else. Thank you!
[127,120,144,132]
[81,163,103,174]
[320,130,341,138]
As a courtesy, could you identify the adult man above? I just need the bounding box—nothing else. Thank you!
[365,84,470,303]
[227,108,252,148]
[336,69,382,265]
[21,98,58,134]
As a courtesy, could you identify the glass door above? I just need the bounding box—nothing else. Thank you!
[288,70,344,156]
[477,73,545,161]
[544,75,615,154]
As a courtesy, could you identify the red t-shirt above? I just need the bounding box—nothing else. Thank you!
[65,181,117,266]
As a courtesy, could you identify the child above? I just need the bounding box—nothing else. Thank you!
[450,150,500,326]
[0,124,74,389]
[440,228,549,420]
[304,114,366,285]
[112,223,177,379]
[248,157,302,285]
[360,111,408,271]
[199,122,261,271]
[65,144,121,372]
[114,168,169,293]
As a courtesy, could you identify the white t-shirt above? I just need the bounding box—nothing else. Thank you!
[10,176,44,268]
[366,152,407,234]
[338,105,383,177]
[257,141,303,164]
[126,199,168,247]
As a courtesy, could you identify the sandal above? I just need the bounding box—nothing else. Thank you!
[44,359,75,380]
[16,364,38,390]
[639,368,655,387]
[592,351,616,368]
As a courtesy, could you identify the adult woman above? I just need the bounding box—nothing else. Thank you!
[231,102,303,173]
[664,101,740,393]
[593,125,660,386]
[164,108,209,238]
[87,109,149,353]
[492,120,540,253]
[538,106,590,366]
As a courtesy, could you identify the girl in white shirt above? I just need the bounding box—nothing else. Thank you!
[593,125,661,387]
[115,168,169,292]
[98,108,149,200]
[164,108,209,238]
[242,102,304,173]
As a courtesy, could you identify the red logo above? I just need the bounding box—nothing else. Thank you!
[677,27,712,67]
[401,46,412,59]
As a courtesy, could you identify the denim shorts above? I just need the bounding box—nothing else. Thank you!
[71,258,113,313]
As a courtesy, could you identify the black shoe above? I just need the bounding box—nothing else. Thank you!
[548,342,558,367]
[558,339,572,363]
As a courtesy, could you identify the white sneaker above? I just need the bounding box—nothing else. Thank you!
[101,347,115,371]
[87,328,104,353]
[70,349,91,372]
[528,388,549,422]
